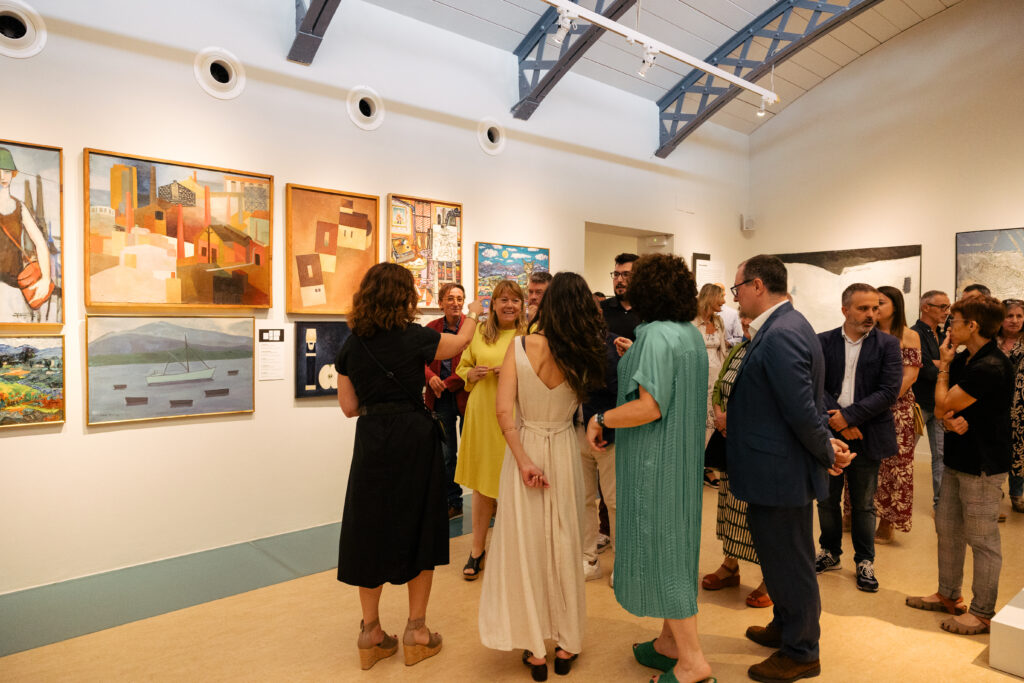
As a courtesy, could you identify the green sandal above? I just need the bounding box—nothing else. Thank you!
[632,640,676,672]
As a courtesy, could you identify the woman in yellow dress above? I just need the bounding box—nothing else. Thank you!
[455,279,526,580]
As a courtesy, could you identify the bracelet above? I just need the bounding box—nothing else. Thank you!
[466,312,479,322]
[595,412,606,427]
[937,370,949,375]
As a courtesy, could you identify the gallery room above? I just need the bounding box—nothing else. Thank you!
[1,0,1022,680]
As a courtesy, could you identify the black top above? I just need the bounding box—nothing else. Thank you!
[943,340,1013,476]
[336,324,441,405]
[600,295,639,340]
[911,319,944,411]
[581,332,620,445]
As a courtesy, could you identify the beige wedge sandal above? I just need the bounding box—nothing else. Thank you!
[403,617,443,666]
[357,619,398,670]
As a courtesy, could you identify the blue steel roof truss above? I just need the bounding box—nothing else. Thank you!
[512,0,638,120]
[654,0,884,158]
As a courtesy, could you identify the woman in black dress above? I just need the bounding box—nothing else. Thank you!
[335,263,483,670]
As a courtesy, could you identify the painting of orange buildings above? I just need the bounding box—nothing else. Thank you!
[285,185,377,314]
[85,150,272,308]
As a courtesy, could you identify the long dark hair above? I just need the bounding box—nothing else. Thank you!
[532,272,607,402]
[878,285,907,343]
[348,263,418,336]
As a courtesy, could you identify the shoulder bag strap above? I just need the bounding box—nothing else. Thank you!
[356,335,432,415]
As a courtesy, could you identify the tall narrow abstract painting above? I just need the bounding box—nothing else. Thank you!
[294,320,351,398]
[84,150,272,308]
[86,316,254,425]
[475,242,549,311]
[776,245,922,333]
[0,138,63,325]
[386,194,461,309]
[0,335,64,429]
[285,184,378,314]
[956,228,1024,300]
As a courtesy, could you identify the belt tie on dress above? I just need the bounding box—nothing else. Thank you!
[519,418,574,617]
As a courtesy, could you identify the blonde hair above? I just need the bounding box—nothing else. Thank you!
[482,280,526,344]
[697,283,724,322]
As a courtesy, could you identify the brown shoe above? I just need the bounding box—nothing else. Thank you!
[748,651,821,682]
[745,623,782,648]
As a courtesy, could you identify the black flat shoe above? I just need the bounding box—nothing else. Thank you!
[553,647,578,676]
[523,650,548,681]
[463,550,485,581]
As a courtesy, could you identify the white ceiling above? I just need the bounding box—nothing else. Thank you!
[363,0,964,135]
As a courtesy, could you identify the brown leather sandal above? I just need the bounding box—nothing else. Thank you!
[745,588,773,608]
[701,563,740,590]
[403,617,442,666]
[357,618,398,670]
[905,594,967,615]
[940,614,991,635]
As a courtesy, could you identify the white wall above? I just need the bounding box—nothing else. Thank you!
[0,0,750,593]
[747,0,1024,301]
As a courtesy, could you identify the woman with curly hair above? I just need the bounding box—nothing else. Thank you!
[334,263,483,669]
[455,280,527,580]
[587,253,712,683]
[479,272,606,680]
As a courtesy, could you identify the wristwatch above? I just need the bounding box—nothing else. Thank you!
[595,412,606,427]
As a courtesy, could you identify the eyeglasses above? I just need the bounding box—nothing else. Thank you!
[730,278,755,297]
[949,317,968,327]
[610,271,632,280]
[925,303,951,311]
[1003,299,1024,307]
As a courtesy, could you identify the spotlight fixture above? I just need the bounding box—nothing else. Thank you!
[638,44,657,78]
[552,8,575,45]
[756,95,768,117]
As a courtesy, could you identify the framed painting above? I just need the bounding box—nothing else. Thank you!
[956,228,1024,300]
[776,245,922,333]
[386,194,461,309]
[0,335,64,428]
[475,242,549,311]
[0,138,63,325]
[84,149,273,309]
[285,184,378,314]
[86,316,254,425]
[294,320,351,398]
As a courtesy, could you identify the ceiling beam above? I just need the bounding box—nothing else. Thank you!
[511,0,637,120]
[655,0,885,158]
[287,0,342,65]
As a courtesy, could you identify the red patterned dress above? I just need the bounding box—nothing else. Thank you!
[874,346,923,532]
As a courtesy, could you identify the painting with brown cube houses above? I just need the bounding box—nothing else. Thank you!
[285,185,378,314]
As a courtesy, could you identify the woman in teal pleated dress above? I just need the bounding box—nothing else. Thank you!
[587,253,712,683]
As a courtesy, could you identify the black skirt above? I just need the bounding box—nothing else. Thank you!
[337,410,449,587]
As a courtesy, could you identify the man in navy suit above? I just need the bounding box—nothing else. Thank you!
[815,283,902,593]
[728,255,854,683]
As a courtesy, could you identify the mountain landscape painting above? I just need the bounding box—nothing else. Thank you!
[475,242,549,311]
[0,335,64,429]
[86,316,254,425]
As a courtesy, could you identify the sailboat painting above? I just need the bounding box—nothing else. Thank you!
[86,316,254,425]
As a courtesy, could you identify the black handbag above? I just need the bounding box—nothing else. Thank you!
[356,336,447,441]
[704,429,727,471]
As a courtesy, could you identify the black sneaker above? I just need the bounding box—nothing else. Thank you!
[856,560,879,592]
[814,550,841,574]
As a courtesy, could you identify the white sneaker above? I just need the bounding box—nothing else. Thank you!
[596,533,611,553]
[583,559,603,581]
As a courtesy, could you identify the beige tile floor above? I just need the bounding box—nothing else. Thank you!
[1,456,1022,682]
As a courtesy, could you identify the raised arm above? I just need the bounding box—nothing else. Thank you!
[435,300,484,360]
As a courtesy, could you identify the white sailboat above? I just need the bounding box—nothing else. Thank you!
[145,334,215,385]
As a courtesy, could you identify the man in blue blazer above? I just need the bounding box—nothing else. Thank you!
[815,283,902,594]
[728,255,854,683]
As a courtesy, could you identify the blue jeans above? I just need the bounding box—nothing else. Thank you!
[817,447,880,565]
[920,406,946,508]
[435,392,464,509]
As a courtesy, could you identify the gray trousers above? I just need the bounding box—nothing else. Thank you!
[920,407,945,508]
[936,467,1006,619]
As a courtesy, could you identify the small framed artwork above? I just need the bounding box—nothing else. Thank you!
[0,334,64,429]
[0,138,64,325]
[475,242,549,310]
[84,149,273,309]
[386,194,462,310]
[86,316,254,425]
[294,320,351,398]
[955,228,1024,300]
[285,184,378,314]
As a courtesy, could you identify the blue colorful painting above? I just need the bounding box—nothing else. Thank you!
[475,242,549,310]
[86,316,254,425]
[294,320,351,398]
